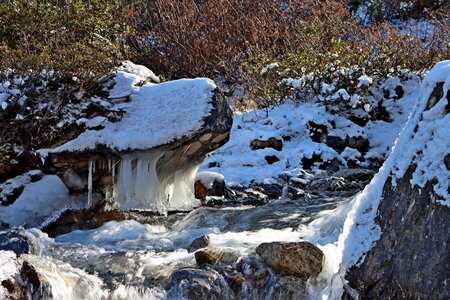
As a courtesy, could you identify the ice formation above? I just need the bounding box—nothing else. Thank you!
[85,153,200,214]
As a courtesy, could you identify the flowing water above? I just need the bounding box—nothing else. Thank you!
[1,194,354,299]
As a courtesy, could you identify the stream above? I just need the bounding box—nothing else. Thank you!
[1,194,354,299]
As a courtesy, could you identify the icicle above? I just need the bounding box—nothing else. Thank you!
[111,151,200,214]
[87,160,93,207]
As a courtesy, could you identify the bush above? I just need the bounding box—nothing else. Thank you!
[0,0,134,79]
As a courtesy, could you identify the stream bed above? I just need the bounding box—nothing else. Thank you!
[1,194,354,299]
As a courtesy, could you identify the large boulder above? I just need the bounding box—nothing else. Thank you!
[33,68,234,215]
[255,241,324,278]
[339,61,450,299]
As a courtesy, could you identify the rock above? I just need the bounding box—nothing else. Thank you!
[264,155,280,165]
[187,235,210,253]
[345,135,369,153]
[445,154,450,170]
[194,171,226,200]
[195,247,240,266]
[44,76,233,214]
[250,137,283,151]
[1,277,24,300]
[255,242,324,278]
[260,183,283,199]
[272,276,308,300]
[343,61,450,299]
[281,186,305,200]
[166,268,232,300]
[332,168,375,182]
[42,206,148,237]
[307,176,360,191]
[307,121,328,143]
[20,261,41,289]
[0,229,34,255]
[325,135,346,152]
[0,170,44,206]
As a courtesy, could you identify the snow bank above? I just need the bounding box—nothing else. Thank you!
[52,75,215,152]
[336,60,450,290]
[201,85,416,184]
[0,175,83,228]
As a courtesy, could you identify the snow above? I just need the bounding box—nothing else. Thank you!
[52,76,216,153]
[358,75,373,86]
[335,60,450,296]
[119,60,160,84]
[200,89,415,184]
[0,175,84,228]
[0,250,19,298]
[260,63,279,75]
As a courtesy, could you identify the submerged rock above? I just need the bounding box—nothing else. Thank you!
[255,241,324,278]
[166,268,232,300]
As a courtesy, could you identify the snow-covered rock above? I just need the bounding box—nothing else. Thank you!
[337,60,450,299]
[44,68,233,214]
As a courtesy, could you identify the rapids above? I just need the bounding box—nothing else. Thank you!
[1,195,354,299]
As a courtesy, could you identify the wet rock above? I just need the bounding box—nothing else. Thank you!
[195,247,240,266]
[260,183,283,199]
[250,137,283,151]
[445,154,450,170]
[264,155,280,165]
[42,206,137,237]
[272,276,308,300]
[307,176,360,191]
[255,242,324,278]
[166,268,231,300]
[1,277,22,300]
[188,235,210,253]
[20,261,41,288]
[0,229,34,255]
[345,166,450,299]
[332,168,375,182]
[281,186,305,200]
[227,274,249,297]
[319,157,342,173]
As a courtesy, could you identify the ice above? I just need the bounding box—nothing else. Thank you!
[112,152,200,213]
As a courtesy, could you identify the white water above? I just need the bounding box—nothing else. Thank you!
[0,195,353,300]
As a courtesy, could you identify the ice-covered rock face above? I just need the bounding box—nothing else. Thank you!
[337,61,450,299]
[45,68,233,214]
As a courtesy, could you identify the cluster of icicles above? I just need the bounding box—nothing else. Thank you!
[86,152,199,214]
